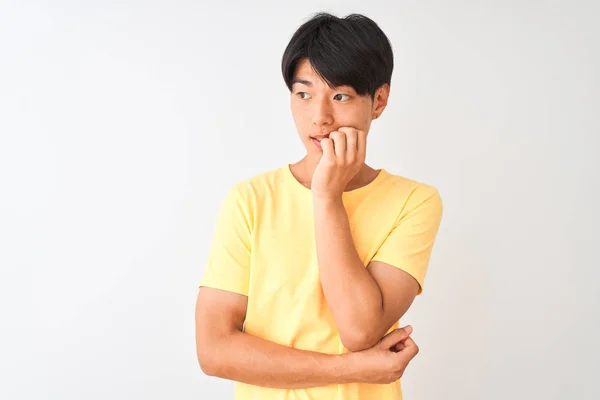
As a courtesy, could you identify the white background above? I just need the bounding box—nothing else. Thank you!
[2,0,599,399]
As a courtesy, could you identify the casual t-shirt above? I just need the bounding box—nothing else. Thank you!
[199,164,443,400]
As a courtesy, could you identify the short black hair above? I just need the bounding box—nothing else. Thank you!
[281,12,394,99]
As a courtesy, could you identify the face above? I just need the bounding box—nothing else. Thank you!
[290,58,389,156]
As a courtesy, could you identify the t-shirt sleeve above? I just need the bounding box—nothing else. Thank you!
[370,185,443,295]
[199,184,253,296]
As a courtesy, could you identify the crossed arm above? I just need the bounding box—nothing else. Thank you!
[195,288,356,389]
[313,196,420,352]
[195,287,418,389]
[196,204,425,387]
[196,183,441,387]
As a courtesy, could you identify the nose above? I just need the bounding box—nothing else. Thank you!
[312,98,333,129]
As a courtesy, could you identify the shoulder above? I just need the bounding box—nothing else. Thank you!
[379,169,443,216]
[222,165,287,207]
[380,169,440,200]
[229,166,285,195]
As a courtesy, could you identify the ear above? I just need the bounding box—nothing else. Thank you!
[371,84,390,120]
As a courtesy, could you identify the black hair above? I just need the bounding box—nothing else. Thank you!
[281,12,394,99]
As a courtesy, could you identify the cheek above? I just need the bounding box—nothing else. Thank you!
[290,110,310,135]
[291,113,308,128]
[290,103,308,121]
[341,109,370,131]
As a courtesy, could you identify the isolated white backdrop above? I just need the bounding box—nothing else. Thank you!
[1,0,599,399]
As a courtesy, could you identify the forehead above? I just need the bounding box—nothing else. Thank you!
[292,59,324,86]
[294,58,317,77]
[292,58,354,91]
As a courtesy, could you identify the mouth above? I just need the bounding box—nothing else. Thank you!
[311,138,321,148]
[310,135,327,150]
[310,134,329,149]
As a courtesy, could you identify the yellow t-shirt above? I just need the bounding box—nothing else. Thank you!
[200,164,443,400]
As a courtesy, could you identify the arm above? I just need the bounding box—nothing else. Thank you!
[197,184,382,387]
[311,128,443,352]
[313,197,420,352]
[196,286,358,389]
[195,286,419,388]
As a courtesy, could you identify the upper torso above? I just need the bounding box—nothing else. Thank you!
[201,164,441,400]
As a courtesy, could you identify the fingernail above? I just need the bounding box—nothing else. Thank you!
[404,325,412,333]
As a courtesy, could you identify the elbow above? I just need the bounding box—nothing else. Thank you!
[196,328,240,377]
[340,330,378,352]
[196,339,224,377]
[197,349,220,376]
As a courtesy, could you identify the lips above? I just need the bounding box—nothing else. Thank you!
[310,132,330,150]
[311,137,323,149]
[310,134,330,141]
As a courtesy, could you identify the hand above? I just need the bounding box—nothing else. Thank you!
[347,325,420,385]
[312,127,367,200]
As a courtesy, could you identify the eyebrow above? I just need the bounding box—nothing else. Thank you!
[291,77,313,87]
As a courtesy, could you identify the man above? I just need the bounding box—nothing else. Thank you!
[195,12,443,399]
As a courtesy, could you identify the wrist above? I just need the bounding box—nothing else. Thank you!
[312,193,343,207]
[338,352,364,384]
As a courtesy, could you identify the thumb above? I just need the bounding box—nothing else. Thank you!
[378,325,412,350]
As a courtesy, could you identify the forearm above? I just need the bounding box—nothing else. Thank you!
[202,329,358,389]
[313,196,384,348]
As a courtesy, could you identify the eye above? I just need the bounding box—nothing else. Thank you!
[296,92,311,100]
[334,93,350,101]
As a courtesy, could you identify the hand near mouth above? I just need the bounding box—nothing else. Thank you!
[311,127,367,200]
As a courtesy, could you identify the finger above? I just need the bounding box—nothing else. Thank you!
[392,341,407,353]
[378,325,412,350]
[338,127,358,153]
[357,129,367,162]
[329,131,346,160]
[320,138,335,162]
[342,129,359,164]
[396,336,419,362]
